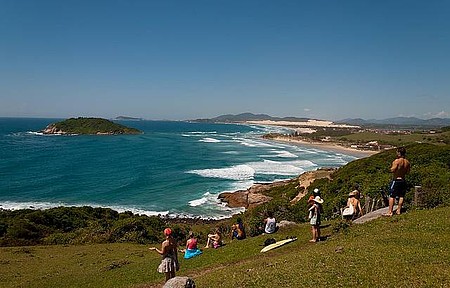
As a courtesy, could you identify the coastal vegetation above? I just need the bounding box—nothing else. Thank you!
[41,117,142,135]
[1,142,450,286]
[265,126,450,147]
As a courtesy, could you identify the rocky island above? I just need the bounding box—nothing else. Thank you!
[41,117,142,135]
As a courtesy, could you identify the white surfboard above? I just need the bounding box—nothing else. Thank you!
[260,237,297,253]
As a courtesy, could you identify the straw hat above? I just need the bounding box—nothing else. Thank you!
[348,190,359,197]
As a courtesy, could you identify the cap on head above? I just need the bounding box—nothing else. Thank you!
[164,228,172,236]
[313,188,321,196]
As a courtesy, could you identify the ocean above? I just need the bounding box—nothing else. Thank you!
[0,118,358,219]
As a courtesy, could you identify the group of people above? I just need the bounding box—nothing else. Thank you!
[148,214,275,283]
[308,146,410,241]
[150,147,410,282]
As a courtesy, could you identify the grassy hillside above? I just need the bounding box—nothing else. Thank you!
[339,130,450,146]
[1,207,449,287]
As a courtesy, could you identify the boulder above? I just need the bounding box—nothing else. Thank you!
[218,190,272,209]
[163,277,195,288]
[277,220,298,228]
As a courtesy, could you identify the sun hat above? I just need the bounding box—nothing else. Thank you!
[313,196,324,204]
[348,190,359,197]
[164,228,172,236]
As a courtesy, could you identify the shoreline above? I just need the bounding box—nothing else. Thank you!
[270,136,380,158]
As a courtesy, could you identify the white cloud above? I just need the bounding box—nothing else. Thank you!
[424,111,449,118]
[303,108,311,112]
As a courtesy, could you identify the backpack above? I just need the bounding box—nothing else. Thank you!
[264,238,276,246]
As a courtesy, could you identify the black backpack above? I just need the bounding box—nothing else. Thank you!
[264,238,276,246]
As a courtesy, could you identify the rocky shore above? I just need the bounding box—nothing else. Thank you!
[218,168,336,209]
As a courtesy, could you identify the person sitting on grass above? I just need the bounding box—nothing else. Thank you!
[231,217,246,240]
[204,228,222,249]
[183,231,202,259]
[263,211,277,234]
[343,187,363,220]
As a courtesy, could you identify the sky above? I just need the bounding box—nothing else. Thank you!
[1,0,449,121]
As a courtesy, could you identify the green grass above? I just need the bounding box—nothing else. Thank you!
[1,207,450,288]
[338,131,450,146]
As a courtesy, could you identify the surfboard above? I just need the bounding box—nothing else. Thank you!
[260,237,297,253]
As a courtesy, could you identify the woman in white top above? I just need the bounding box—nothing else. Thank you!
[344,189,363,220]
[264,211,277,234]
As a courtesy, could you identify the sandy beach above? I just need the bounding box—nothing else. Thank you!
[245,120,379,158]
[271,136,379,158]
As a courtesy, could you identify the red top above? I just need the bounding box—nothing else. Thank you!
[187,238,197,250]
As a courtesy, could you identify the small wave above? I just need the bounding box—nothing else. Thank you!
[260,149,298,158]
[26,131,45,136]
[188,131,217,135]
[199,137,221,143]
[189,197,208,207]
[187,164,255,180]
[24,131,78,136]
[248,159,315,176]
[0,201,169,216]
[232,137,278,148]
[222,151,240,155]
[0,201,66,210]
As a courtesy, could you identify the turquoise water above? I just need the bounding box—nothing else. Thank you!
[0,118,357,219]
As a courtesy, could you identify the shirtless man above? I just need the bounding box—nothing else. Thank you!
[386,147,411,216]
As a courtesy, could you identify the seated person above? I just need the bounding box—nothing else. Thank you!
[184,231,202,259]
[204,228,222,249]
[231,218,246,240]
[263,211,277,234]
[344,189,363,220]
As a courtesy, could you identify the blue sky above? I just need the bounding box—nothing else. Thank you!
[1,0,449,120]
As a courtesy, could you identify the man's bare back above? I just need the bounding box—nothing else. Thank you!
[391,157,411,179]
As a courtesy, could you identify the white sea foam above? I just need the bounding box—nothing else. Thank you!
[233,137,278,148]
[222,151,240,155]
[188,131,217,135]
[26,131,45,136]
[199,137,221,143]
[188,164,255,180]
[247,159,307,176]
[260,149,298,158]
[0,201,169,216]
[0,201,66,210]
[189,196,209,207]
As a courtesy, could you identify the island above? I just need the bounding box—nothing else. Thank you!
[40,117,142,135]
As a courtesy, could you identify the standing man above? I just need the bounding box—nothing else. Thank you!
[386,147,411,216]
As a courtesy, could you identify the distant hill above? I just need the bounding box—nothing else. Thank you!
[337,117,450,128]
[114,116,143,121]
[41,117,142,135]
[193,113,310,123]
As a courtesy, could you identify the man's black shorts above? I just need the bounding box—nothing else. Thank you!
[389,179,407,198]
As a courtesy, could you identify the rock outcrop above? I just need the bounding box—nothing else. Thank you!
[41,124,67,135]
[218,168,336,209]
[290,168,336,203]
